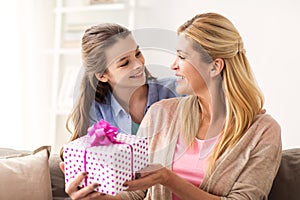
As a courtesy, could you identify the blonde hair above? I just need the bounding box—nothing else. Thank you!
[177,13,264,172]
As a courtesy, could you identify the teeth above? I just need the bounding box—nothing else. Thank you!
[131,72,143,78]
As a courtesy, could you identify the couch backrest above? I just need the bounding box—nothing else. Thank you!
[268,148,300,200]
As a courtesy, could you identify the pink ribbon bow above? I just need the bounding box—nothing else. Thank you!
[87,119,119,147]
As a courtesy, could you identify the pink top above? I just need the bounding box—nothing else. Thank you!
[172,134,220,200]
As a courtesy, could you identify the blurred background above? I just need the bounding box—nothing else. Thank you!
[1,0,299,154]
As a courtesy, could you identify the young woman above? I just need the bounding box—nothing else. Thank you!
[63,13,281,200]
[69,23,178,135]
[60,23,179,160]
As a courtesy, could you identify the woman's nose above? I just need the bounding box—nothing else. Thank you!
[133,58,144,69]
[171,58,179,70]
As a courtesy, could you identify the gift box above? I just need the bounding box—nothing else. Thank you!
[63,120,149,195]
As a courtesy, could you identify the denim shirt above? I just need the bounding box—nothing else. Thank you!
[87,77,179,135]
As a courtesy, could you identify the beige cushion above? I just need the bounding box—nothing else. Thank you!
[0,146,52,200]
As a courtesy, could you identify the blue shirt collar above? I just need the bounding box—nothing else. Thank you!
[110,79,159,116]
[110,91,127,117]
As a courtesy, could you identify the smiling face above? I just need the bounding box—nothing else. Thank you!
[171,34,213,96]
[96,34,146,90]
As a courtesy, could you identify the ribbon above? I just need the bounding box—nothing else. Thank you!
[83,119,135,187]
[87,119,119,146]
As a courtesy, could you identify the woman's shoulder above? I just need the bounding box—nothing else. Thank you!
[143,98,182,130]
[249,113,281,145]
[253,114,281,132]
[149,97,181,112]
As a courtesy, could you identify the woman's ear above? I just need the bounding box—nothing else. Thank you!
[210,58,224,77]
[95,72,108,82]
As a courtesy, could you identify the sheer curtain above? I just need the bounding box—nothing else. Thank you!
[0,1,22,149]
[0,0,54,150]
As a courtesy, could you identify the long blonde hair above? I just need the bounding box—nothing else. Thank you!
[177,13,264,171]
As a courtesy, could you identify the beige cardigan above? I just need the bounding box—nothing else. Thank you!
[119,98,282,200]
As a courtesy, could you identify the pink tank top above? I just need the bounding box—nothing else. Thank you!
[172,134,220,200]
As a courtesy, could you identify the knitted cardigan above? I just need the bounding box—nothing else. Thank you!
[119,98,282,200]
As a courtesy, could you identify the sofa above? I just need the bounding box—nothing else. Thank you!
[0,146,299,200]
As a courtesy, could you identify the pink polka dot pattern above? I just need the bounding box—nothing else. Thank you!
[63,134,148,196]
[116,134,149,173]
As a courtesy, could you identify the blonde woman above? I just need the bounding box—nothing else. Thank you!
[64,13,281,200]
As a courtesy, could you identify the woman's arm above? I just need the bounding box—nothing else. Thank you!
[124,164,220,200]
[124,115,281,200]
[219,117,282,200]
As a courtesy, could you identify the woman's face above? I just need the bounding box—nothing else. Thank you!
[99,34,146,90]
[171,34,212,96]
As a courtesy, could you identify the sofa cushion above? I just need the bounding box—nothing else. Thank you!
[0,147,31,157]
[269,148,300,200]
[0,146,52,200]
[50,154,69,199]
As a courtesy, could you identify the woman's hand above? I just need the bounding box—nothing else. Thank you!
[123,164,172,191]
[59,162,120,200]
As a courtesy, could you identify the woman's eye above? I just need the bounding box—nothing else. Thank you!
[135,51,141,57]
[120,61,129,67]
[178,55,185,60]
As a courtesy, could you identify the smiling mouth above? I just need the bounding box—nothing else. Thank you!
[130,71,144,78]
[176,75,185,80]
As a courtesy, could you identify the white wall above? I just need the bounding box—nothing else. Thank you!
[134,0,300,149]
[0,1,22,149]
[18,1,55,150]
[1,0,299,151]
[0,1,54,150]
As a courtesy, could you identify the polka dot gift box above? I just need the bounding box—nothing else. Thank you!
[63,119,149,195]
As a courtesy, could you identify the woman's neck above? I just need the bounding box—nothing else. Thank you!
[197,89,226,140]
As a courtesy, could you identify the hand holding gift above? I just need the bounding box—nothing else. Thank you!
[63,119,149,196]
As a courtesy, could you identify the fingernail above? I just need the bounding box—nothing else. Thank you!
[82,172,87,176]
[123,183,128,187]
[93,183,99,188]
[135,172,141,179]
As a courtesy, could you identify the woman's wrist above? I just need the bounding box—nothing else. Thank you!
[161,168,173,187]
[101,194,123,200]
[113,194,123,200]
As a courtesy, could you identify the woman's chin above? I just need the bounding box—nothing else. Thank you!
[176,86,193,95]
[176,87,185,95]
[129,76,146,88]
